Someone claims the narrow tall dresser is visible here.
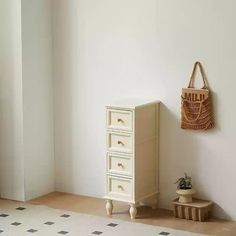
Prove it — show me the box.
[105,99,160,219]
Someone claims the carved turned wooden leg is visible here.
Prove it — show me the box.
[129,203,137,219]
[106,200,113,215]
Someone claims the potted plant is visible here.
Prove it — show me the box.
[174,173,196,203]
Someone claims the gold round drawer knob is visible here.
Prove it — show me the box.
[118,185,124,191]
[117,163,124,168]
[117,118,124,123]
[117,141,124,145]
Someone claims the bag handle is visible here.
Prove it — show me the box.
[188,61,208,89]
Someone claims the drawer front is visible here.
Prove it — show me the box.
[107,176,133,201]
[107,109,133,131]
[107,132,133,154]
[107,153,132,177]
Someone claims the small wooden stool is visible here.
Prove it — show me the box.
[172,198,213,222]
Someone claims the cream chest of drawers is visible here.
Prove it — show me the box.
[105,99,160,219]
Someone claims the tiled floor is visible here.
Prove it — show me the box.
[0,199,206,236]
[29,192,236,236]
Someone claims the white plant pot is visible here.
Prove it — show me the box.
[176,189,196,203]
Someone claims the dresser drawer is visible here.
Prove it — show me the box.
[107,176,133,201]
[107,153,132,177]
[107,109,133,131]
[107,132,133,154]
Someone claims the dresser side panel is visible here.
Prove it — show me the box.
[134,104,159,201]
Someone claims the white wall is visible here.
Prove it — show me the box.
[0,0,54,201]
[53,0,236,220]
[0,0,25,201]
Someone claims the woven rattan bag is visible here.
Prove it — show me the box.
[181,62,214,130]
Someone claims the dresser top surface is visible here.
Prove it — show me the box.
[106,98,160,109]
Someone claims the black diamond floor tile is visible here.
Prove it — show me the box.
[91,231,103,235]
[58,231,69,234]
[16,207,26,210]
[159,232,170,235]
[44,221,55,225]
[107,223,118,227]
[27,229,38,233]
[0,230,3,234]
[60,214,70,218]
[11,222,22,226]
[0,214,9,217]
